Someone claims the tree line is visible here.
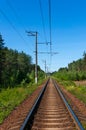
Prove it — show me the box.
[53,52,86,81]
[0,34,44,89]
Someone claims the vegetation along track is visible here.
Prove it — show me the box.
[20,78,84,130]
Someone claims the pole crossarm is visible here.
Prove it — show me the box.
[26,31,37,36]
[38,42,50,45]
[38,52,58,54]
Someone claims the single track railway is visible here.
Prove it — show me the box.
[20,78,84,130]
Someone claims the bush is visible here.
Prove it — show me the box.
[53,71,86,81]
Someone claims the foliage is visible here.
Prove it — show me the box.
[0,34,5,86]
[52,52,86,128]
[0,84,38,124]
[0,38,32,88]
[0,34,45,89]
[0,76,46,124]
[53,77,86,105]
[61,80,86,104]
[53,71,86,81]
[0,33,46,124]
[52,52,86,81]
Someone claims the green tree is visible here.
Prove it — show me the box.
[83,51,86,61]
[17,51,31,83]
[0,34,5,87]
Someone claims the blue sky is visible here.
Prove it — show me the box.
[0,0,86,72]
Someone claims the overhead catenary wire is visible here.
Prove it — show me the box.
[39,0,47,43]
[38,0,52,72]
[5,0,19,21]
[48,0,52,72]
[0,8,33,52]
[5,0,28,32]
[38,0,50,73]
[0,9,25,42]
[48,0,52,53]
[48,1,59,72]
[5,0,33,51]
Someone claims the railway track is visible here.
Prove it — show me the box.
[20,78,84,130]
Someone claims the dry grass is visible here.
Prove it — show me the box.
[74,80,86,86]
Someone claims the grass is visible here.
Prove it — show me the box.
[0,80,45,124]
[68,85,86,104]
[59,80,86,104]
[53,77,86,129]
[52,77,86,103]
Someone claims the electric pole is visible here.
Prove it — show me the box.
[26,31,38,84]
[42,60,47,79]
[45,60,46,78]
[35,32,38,83]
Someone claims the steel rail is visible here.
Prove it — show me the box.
[20,79,49,130]
[53,80,84,130]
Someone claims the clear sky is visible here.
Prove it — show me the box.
[0,0,86,72]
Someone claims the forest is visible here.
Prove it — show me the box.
[1,32,86,89]
[53,52,86,81]
[0,34,44,89]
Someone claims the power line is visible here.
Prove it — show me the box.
[48,0,52,72]
[0,8,33,52]
[0,9,25,42]
[39,0,47,43]
[48,0,52,53]
[39,0,52,72]
[5,0,30,43]
[5,0,19,21]
[5,0,27,31]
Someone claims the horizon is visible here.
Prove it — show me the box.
[0,0,86,72]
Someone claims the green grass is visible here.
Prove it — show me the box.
[0,83,39,124]
[0,78,46,124]
[54,78,86,104]
[62,81,86,104]
[68,85,86,104]
[52,77,86,128]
